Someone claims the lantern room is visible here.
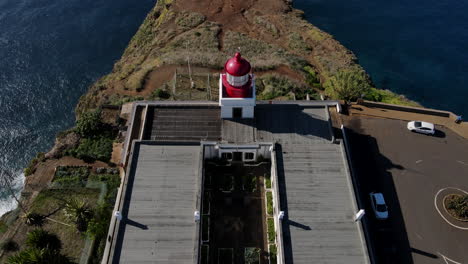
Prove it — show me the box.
[219,53,256,119]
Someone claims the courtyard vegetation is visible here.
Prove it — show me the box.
[66,109,117,163]
[445,194,468,220]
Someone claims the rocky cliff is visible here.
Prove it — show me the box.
[75,0,386,115]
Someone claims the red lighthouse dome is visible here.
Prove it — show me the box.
[225,52,251,77]
[222,53,252,98]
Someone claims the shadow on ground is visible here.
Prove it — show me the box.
[345,124,414,264]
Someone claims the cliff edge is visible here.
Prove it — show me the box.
[77,0,407,115]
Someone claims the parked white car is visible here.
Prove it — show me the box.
[369,192,388,220]
[407,121,435,135]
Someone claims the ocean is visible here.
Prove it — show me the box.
[294,0,468,115]
[0,0,467,216]
[0,0,154,216]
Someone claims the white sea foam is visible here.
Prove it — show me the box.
[0,171,25,217]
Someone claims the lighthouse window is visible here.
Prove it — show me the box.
[221,152,233,160]
[226,73,249,87]
[244,152,255,161]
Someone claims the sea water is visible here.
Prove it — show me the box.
[1,0,467,216]
[294,0,468,116]
[0,0,154,216]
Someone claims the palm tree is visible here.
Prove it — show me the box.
[7,247,73,264]
[324,69,371,102]
[22,212,44,226]
[64,198,92,231]
[25,229,62,251]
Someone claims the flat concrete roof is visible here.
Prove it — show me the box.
[113,102,369,264]
[253,105,368,263]
[111,143,201,263]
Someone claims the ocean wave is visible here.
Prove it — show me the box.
[0,171,25,217]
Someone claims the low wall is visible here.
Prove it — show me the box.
[340,125,375,264]
[270,146,286,264]
[358,100,452,118]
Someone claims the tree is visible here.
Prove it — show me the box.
[86,203,111,239]
[25,229,62,251]
[324,70,372,102]
[64,198,92,232]
[22,212,44,226]
[7,247,73,264]
[75,110,102,138]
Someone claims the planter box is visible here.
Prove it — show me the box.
[201,245,209,264]
[220,174,234,193]
[242,173,257,193]
[202,192,211,215]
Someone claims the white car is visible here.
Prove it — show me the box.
[369,192,388,220]
[407,121,435,135]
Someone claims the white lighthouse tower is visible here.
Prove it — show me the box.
[219,53,256,119]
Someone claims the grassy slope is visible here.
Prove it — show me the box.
[76,0,418,116]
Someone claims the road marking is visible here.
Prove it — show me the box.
[438,253,463,264]
[415,232,423,240]
[456,160,468,166]
[415,160,423,164]
[434,187,468,230]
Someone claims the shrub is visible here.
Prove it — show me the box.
[288,32,311,52]
[256,74,314,100]
[265,175,272,189]
[269,244,277,264]
[88,174,120,204]
[1,239,19,252]
[324,70,371,101]
[64,198,93,232]
[108,94,145,106]
[447,194,468,219]
[86,203,112,239]
[243,174,257,192]
[364,87,420,106]
[267,218,275,243]
[7,247,73,264]
[266,191,273,215]
[67,136,113,163]
[244,247,260,264]
[303,66,321,89]
[75,110,103,138]
[0,220,7,234]
[53,166,90,186]
[26,229,62,251]
[175,12,206,30]
[24,152,46,176]
[154,88,171,99]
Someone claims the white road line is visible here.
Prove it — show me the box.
[415,232,422,240]
[416,160,423,164]
[456,160,468,166]
[434,187,468,230]
[438,253,463,264]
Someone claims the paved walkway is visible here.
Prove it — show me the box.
[348,104,468,139]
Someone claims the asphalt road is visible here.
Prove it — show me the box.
[345,117,468,264]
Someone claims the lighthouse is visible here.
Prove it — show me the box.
[219,53,256,119]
